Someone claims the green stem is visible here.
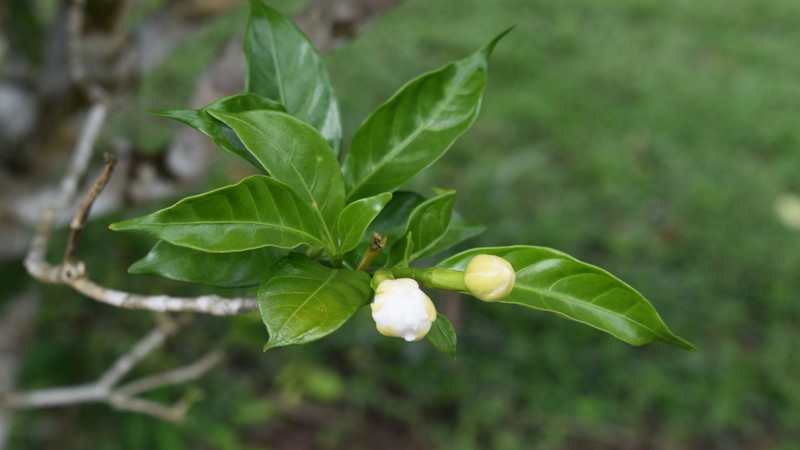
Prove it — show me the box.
[388,268,467,292]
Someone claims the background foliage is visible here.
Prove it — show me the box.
[4,0,800,448]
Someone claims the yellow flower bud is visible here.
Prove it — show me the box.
[463,254,516,302]
[370,278,437,342]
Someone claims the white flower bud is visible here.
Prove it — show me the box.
[370,278,437,342]
[463,254,516,302]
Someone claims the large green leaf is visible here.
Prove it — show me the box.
[149,93,284,170]
[129,241,282,288]
[110,175,324,252]
[334,192,392,255]
[342,29,510,201]
[209,110,344,251]
[437,246,696,351]
[427,314,457,357]
[245,0,342,154]
[259,253,372,349]
[399,190,456,263]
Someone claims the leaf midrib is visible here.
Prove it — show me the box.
[272,270,337,341]
[347,61,475,200]
[513,283,669,342]
[220,114,337,249]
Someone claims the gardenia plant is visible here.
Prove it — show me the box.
[111,0,695,356]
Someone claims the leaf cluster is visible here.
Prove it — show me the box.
[111,1,693,355]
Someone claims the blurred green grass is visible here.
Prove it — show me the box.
[7,0,800,448]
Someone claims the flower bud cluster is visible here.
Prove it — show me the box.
[369,255,515,342]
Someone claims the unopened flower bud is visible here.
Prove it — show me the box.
[464,254,516,302]
[370,278,437,342]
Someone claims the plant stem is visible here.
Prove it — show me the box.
[388,268,467,292]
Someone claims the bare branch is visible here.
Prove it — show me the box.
[64,154,117,263]
[1,320,223,423]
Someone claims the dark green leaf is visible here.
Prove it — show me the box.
[209,110,344,251]
[342,29,510,201]
[129,241,282,287]
[245,0,342,154]
[387,231,414,269]
[110,175,324,252]
[427,314,457,357]
[259,253,372,349]
[437,246,696,351]
[343,191,482,268]
[149,93,284,170]
[334,193,392,255]
[402,190,456,262]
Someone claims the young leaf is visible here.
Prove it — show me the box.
[334,192,392,255]
[427,314,457,357]
[342,29,511,201]
[344,191,483,268]
[149,93,284,170]
[245,0,342,154]
[259,253,372,349]
[110,175,324,252]
[400,189,456,263]
[129,241,282,288]
[437,246,696,351]
[209,110,344,251]
[387,232,414,269]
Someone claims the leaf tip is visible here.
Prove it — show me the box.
[483,26,514,58]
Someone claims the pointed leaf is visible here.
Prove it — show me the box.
[437,246,696,350]
[150,93,284,170]
[402,190,456,262]
[344,191,481,268]
[209,110,344,250]
[259,253,372,349]
[110,175,324,252]
[245,0,342,154]
[334,193,392,255]
[129,241,282,287]
[427,314,457,357]
[343,29,510,201]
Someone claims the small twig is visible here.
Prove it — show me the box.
[356,232,387,271]
[1,320,223,423]
[64,154,117,264]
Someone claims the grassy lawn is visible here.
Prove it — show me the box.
[6,0,800,448]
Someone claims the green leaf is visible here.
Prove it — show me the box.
[245,0,342,154]
[259,253,372,349]
[427,314,457,357]
[129,241,282,287]
[209,110,344,251]
[437,246,696,351]
[401,190,456,263]
[149,93,284,170]
[342,29,510,201]
[110,175,324,252]
[387,231,414,269]
[334,193,392,255]
[343,191,483,268]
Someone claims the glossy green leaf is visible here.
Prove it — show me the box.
[149,93,284,170]
[110,175,324,252]
[401,190,456,262]
[245,0,342,154]
[259,253,372,349]
[427,314,457,357]
[342,29,510,201]
[344,191,482,268]
[334,192,392,255]
[437,246,695,351]
[209,110,344,251]
[129,241,282,287]
[387,231,414,269]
